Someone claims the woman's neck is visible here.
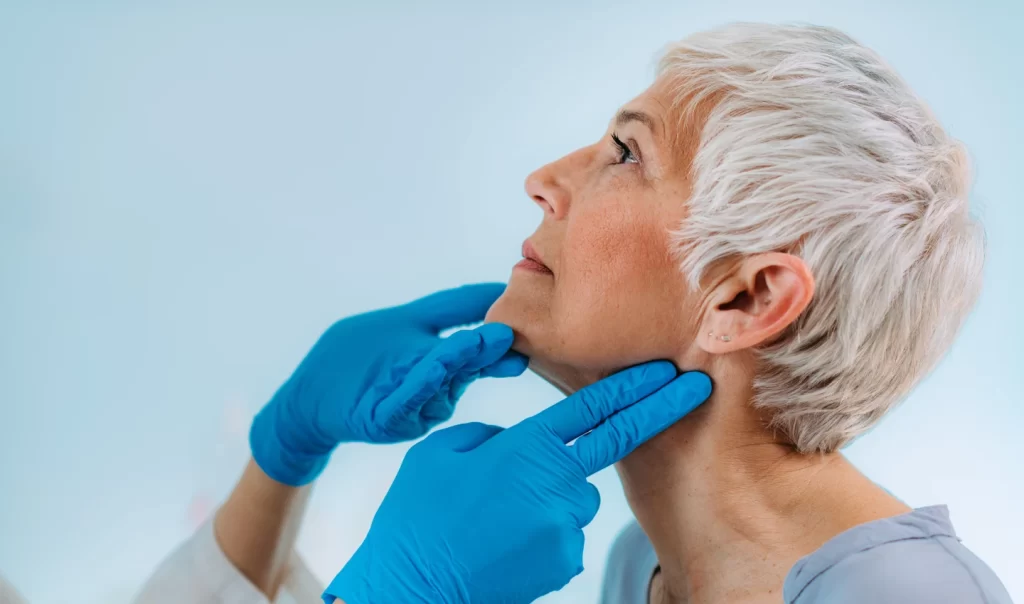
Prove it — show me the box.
[615,372,911,604]
[533,357,910,603]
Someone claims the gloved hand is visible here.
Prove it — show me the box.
[250,283,528,486]
[325,361,712,604]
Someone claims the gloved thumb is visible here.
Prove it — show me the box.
[425,422,504,453]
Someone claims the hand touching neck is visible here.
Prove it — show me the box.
[532,357,910,603]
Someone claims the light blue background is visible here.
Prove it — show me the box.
[1,2,1021,602]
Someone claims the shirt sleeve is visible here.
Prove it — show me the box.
[132,518,324,604]
[599,522,660,604]
[789,535,1015,604]
[0,572,30,604]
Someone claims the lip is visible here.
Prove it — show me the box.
[516,240,553,275]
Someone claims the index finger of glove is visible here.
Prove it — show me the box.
[571,371,712,475]
[524,361,677,444]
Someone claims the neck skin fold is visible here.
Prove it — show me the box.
[534,355,910,604]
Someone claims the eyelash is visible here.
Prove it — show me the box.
[611,133,639,165]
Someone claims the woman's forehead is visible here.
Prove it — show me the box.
[618,80,673,126]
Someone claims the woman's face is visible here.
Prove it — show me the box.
[486,78,705,388]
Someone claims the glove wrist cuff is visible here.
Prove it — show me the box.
[249,407,331,487]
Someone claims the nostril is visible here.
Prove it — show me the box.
[533,195,555,214]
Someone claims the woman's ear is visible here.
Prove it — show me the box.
[697,253,814,354]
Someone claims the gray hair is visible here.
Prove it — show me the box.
[659,23,984,452]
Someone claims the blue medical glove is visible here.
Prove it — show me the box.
[325,362,712,604]
[250,283,529,487]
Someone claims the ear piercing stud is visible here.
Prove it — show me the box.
[708,332,732,343]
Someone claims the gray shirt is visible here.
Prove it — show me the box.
[599,505,1013,603]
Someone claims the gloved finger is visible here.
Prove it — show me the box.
[388,326,511,425]
[417,370,476,424]
[403,283,507,332]
[573,482,602,528]
[375,357,448,423]
[424,328,489,372]
[572,371,711,476]
[528,526,586,595]
[525,361,677,444]
[422,323,518,377]
[424,422,505,453]
[561,528,587,580]
[418,352,526,424]
[455,323,517,373]
[478,350,529,378]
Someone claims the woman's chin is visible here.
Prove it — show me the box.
[484,290,614,392]
[485,290,540,338]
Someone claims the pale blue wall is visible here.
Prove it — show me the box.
[1,2,1020,602]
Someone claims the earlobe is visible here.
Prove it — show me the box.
[697,280,748,354]
[701,325,744,355]
[697,253,814,354]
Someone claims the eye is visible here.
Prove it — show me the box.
[611,133,639,165]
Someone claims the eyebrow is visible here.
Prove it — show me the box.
[614,109,660,136]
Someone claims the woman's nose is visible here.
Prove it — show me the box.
[524,160,570,219]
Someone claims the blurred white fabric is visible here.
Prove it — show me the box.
[131,518,321,604]
[0,574,28,604]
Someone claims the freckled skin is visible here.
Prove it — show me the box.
[485,78,701,392]
[486,72,941,604]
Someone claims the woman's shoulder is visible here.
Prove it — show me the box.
[599,521,659,604]
[784,505,1013,604]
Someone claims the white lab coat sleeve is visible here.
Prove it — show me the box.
[0,572,30,604]
[132,517,324,604]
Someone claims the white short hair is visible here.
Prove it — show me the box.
[659,23,984,452]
